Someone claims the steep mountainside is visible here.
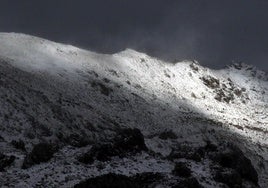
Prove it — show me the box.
[0,33,267,187]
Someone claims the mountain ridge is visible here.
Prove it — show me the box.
[0,33,267,187]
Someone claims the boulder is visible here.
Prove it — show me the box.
[0,153,15,171]
[172,162,192,178]
[22,143,57,169]
[78,128,147,164]
[210,144,258,185]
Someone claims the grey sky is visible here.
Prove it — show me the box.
[0,0,267,70]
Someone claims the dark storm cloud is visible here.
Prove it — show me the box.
[0,0,267,70]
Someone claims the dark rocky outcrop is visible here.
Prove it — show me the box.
[210,144,258,185]
[168,144,204,162]
[172,177,204,188]
[91,82,113,96]
[114,128,148,153]
[11,139,26,151]
[74,172,165,188]
[78,128,148,164]
[158,130,178,140]
[74,173,139,188]
[214,169,242,188]
[63,133,92,148]
[172,162,192,178]
[169,142,259,187]
[201,76,220,89]
[22,143,57,169]
[78,143,114,164]
[132,172,164,187]
[0,153,15,171]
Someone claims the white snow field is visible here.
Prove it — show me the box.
[0,33,267,187]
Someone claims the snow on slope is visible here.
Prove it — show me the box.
[0,33,267,187]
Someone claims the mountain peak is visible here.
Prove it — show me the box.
[114,48,150,59]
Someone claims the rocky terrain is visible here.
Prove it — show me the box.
[0,33,267,187]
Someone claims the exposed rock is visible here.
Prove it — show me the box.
[214,169,242,188]
[64,133,91,147]
[210,144,259,185]
[11,139,26,151]
[0,153,15,171]
[203,141,218,152]
[172,162,192,178]
[159,130,178,140]
[201,76,220,89]
[214,89,235,103]
[189,63,199,72]
[172,177,204,188]
[91,81,113,96]
[114,128,148,153]
[78,143,114,164]
[75,172,165,188]
[74,173,139,188]
[78,128,148,164]
[22,143,57,169]
[132,172,164,187]
[0,135,4,142]
[168,145,203,162]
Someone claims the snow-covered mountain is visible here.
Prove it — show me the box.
[0,33,267,188]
